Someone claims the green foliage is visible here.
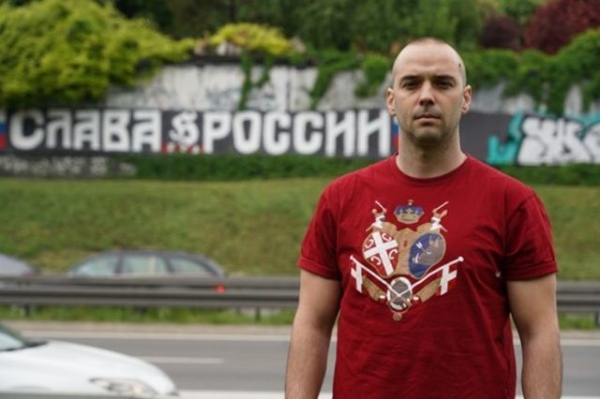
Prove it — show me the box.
[120,153,376,181]
[411,0,458,45]
[497,0,547,27]
[0,0,194,108]
[355,53,391,97]
[464,29,600,115]
[208,23,294,57]
[109,153,600,186]
[0,305,296,324]
[463,49,518,88]
[496,163,600,186]
[308,50,361,109]
[293,0,357,52]
[349,1,416,53]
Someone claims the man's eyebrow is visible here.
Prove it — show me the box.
[433,74,457,82]
[398,75,421,82]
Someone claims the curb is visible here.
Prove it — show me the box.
[4,320,600,340]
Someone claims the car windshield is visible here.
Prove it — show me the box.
[0,323,42,352]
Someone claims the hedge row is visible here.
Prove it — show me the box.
[117,154,600,186]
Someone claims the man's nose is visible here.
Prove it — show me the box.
[418,82,435,106]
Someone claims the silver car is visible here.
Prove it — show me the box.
[0,253,40,276]
[0,323,178,397]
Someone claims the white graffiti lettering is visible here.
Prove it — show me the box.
[293,111,323,155]
[518,114,595,164]
[263,112,291,155]
[583,122,600,160]
[5,108,393,158]
[202,112,231,153]
[9,109,162,153]
[103,110,130,152]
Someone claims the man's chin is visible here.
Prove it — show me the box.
[412,129,444,146]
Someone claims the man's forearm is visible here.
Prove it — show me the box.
[521,333,562,399]
[285,327,332,398]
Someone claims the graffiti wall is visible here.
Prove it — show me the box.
[4,107,598,165]
[488,112,600,164]
[0,108,394,158]
[1,61,599,174]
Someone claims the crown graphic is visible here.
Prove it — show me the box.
[394,200,424,224]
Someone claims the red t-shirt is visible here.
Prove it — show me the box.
[298,155,557,399]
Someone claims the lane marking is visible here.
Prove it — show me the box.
[22,331,291,342]
[141,356,224,365]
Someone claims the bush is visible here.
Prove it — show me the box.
[111,153,600,186]
[0,0,194,108]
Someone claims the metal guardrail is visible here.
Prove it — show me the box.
[0,276,599,318]
[0,275,299,310]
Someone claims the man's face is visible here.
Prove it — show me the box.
[386,42,472,149]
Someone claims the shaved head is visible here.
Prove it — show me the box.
[392,38,467,87]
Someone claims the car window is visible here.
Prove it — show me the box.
[170,257,214,276]
[121,255,168,276]
[0,324,26,351]
[72,255,119,277]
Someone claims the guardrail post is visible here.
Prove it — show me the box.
[255,307,261,322]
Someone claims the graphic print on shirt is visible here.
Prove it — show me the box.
[350,200,464,322]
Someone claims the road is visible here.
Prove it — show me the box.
[7,322,600,398]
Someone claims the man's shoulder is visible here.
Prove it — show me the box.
[324,157,390,191]
[335,157,390,182]
[466,156,536,196]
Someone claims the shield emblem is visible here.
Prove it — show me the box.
[408,232,446,278]
[362,231,398,278]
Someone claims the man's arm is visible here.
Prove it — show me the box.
[285,269,341,398]
[507,273,562,399]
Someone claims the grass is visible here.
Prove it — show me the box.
[0,178,598,280]
[0,305,296,325]
[0,178,328,276]
[0,178,598,329]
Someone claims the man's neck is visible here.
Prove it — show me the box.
[396,145,466,179]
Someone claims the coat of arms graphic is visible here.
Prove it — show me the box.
[351,200,463,321]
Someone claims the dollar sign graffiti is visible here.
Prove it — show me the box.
[169,111,199,148]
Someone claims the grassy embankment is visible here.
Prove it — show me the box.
[0,178,598,326]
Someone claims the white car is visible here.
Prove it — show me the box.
[0,323,178,397]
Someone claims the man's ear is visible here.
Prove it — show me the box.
[386,87,396,116]
[462,84,472,114]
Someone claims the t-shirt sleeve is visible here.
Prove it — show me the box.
[297,187,342,280]
[504,192,558,280]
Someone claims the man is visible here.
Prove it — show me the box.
[285,37,562,398]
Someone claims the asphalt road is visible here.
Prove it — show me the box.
[7,322,600,398]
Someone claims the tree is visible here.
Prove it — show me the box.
[524,0,600,54]
[480,15,521,50]
[497,0,548,27]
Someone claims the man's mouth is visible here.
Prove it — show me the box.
[415,113,440,120]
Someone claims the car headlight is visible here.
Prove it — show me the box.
[91,378,158,397]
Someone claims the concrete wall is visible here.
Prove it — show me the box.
[104,61,600,116]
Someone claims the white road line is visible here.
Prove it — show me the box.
[22,331,291,341]
[141,356,224,365]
